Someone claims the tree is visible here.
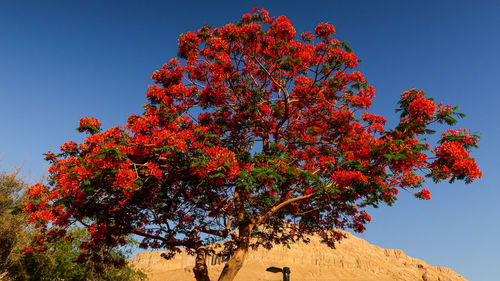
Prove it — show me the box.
[0,167,27,275]
[9,227,146,281]
[0,167,145,281]
[23,8,481,281]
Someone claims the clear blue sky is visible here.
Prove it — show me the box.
[1,0,498,280]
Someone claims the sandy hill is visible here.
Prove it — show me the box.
[130,232,467,281]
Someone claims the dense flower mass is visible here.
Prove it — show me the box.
[77,117,101,134]
[409,97,436,117]
[193,146,240,182]
[315,22,336,39]
[24,9,481,281]
[432,141,482,182]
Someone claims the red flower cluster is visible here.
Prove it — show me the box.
[77,117,101,134]
[193,146,240,182]
[59,141,78,154]
[331,170,368,189]
[432,141,482,181]
[416,189,431,200]
[269,15,296,41]
[315,22,336,39]
[409,96,436,117]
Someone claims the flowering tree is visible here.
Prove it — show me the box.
[23,9,481,281]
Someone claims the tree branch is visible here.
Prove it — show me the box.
[195,226,233,238]
[253,193,316,226]
[131,229,193,248]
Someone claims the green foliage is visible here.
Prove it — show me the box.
[9,228,146,281]
[0,168,27,274]
[0,167,146,281]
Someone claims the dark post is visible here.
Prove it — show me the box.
[282,267,290,281]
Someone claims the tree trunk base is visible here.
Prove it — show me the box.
[193,247,211,281]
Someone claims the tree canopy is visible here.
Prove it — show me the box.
[23,8,481,281]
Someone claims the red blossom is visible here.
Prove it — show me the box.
[409,97,436,117]
[315,22,336,39]
[77,117,101,134]
[416,189,431,200]
[269,15,296,41]
[432,141,482,181]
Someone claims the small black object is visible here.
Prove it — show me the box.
[266,266,283,273]
[266,266,291,281]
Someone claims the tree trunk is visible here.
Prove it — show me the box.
[216,243,249,281]
[193,246,211,281]
[217,224,251,281]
